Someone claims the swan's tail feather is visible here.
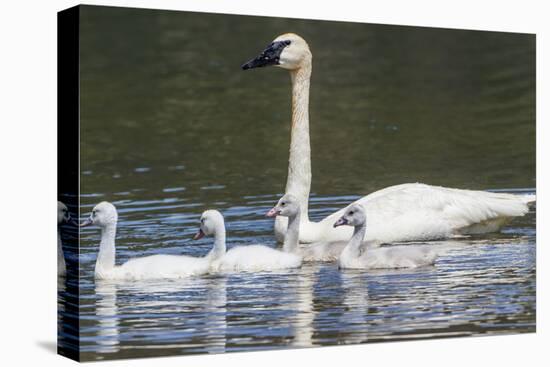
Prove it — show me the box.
[518,194,536,205]
[447,191,532,235]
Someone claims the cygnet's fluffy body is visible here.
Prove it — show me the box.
[268,194,366,262]
[334,204,438,269]
[199,209,302,272]
[83,202,215,280]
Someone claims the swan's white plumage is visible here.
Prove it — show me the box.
[313,183,534,243]
[95,254,211,280]
[211,245,302,272]
[339,245,438,270]
[86,202,215,280]
[299,242,345,262]
[269,194,352,262]
[200,209,302,272]
[335,203,440,269]
[246,33,535,244]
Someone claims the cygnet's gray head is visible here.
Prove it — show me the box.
[333,204,367,228]
[266,193,300,218]
[80,201,118,228]
[194,209,225,240]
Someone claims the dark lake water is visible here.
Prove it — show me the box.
[59,5,535,361]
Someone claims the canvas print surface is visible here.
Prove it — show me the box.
[57,5,536,362]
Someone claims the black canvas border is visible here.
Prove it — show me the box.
[57,5,81,362]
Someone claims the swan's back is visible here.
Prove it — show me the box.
[321,183,533,243]
[213,245,302,272]
[98,254,211,280]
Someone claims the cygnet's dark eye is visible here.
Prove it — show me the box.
[281,202,286,206]
[200,218,205,224]
[349,211,354,215]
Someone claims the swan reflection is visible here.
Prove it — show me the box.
[93,276,228,355]
[95,280,120,354]
[339,270,370,344]
[203,276,227,354]
[290,266,317,348]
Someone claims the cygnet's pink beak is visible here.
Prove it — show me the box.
[79,218,94,227]
[333,216,348,228]
[266,207,281,218]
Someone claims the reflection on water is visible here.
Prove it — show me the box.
[338,271,370,345]
[291,273,315,348]
[75,193,535,361]
[73,5,535,361]
[83,277,230,358]
[94,281,119,354]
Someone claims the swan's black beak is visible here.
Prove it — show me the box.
[333,217,348,228]
[193,229,205,240]
[241,40,289,70]
[79,218,93,227]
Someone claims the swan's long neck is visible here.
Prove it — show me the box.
[57,228,66,275]
[283,211,301,254]
[209,225,226,260]
[96,223,117,273]
[286,64,312,222]
[343,224,367,259]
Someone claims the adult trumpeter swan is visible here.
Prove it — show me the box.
[197,209,302,272]
[81,201,217,280]
[242,33,536,244]
[334,204,438,269]
[267,194,352,262]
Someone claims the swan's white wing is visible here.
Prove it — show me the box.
[319,183,532,242]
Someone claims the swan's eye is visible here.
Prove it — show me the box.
[284,40,291,46]
[281,202,286,206]
[200,218,205,224]
[349,211,354,215]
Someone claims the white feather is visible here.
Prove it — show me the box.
[336,203,443,269]
[211,245,302,272]
[339,245,439,270]
[87,202,214,280]
[95,254,211,280]
[316,183,534,243]
[201,209,303,272]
